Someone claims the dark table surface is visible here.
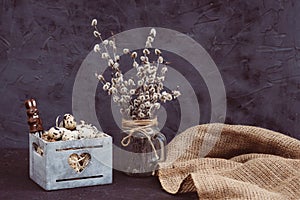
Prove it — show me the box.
[0,149,197,200]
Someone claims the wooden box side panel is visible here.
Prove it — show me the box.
[29,134,47,189]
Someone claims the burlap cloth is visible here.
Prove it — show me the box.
[158,124,300,199]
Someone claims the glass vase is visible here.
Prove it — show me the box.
[120,118,166,177]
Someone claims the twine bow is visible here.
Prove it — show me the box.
[121,118,159,160]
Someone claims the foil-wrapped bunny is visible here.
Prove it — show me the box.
[24,99,44,136]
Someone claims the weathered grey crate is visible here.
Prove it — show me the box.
[29,134,112,190]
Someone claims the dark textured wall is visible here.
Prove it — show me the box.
[1,0,299,148]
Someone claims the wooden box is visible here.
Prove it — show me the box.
[29,133,112,190]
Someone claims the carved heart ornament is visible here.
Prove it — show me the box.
[68,153,91,173]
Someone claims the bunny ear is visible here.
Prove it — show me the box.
[25,99,36,108]
[25,99,32,108]
[32,99,36,107]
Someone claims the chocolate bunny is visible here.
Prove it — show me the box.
[25,99,44,134]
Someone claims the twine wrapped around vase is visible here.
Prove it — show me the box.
[121,118,159,160]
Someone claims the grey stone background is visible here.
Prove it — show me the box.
[1,0,299,148]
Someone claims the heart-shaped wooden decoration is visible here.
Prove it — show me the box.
[68,153,91,173]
